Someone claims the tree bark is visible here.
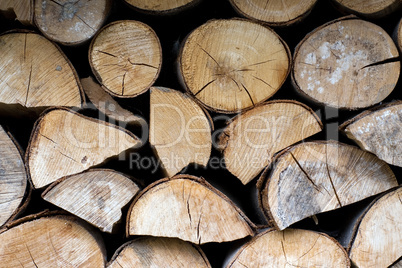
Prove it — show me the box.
[0,0,33,25]
[123,0,201,14]
[331,0,402,18]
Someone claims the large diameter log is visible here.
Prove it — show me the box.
[108,237,211,268]
[89,20,162,98]
[26,108,141,189]
[178,18,291,113]
[225,228,350,267]
[340,101,402,167]
[34,0,111,46]
[218,100,322,185]
[0,125,29,228]
[258,140,398,230]
[123,0,201,14]
[150,87,212,177]
[0,32,83,113]
[348,187,402,267]
[0,213,106,267]
[127,175,255,244]
[0,0,33,25]
[229,0,318,26]
[42,169,140,233]
[292,16,400,109]
[331,0,402,18]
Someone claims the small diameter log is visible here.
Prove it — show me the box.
[107,237,211,268]
[0,32,83,114]
[0,125,29,228]
[258,140,398,230]
[89,20,162,98]
[0,0,33,25]
[26,108,141,189]
[218,100,322,185]
[34,0,111,46]
[0,213,106,267]
[331,0,402,18]
[127,174,255,244]
[42,169,140,233]
[229,0,318,27]
[292,16,400,109]
[340,101,402,167]
[348,187,402,267]
[225,228,350,267]
[150,87,212,177]
[123,0,201,14]
[178,18,291,113]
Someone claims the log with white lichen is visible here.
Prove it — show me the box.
[331,0,402,18]
[258,140,398,230]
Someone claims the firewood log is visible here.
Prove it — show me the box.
[340,100,402,168]
[0,212,106,267]
[26,107,141,189]
[292,16,400,109]
[258,140,398,230]
[178,18,291,113]
[348,187,402,267]
[107,237,211,267]
[89,20,162,98]
[42,169,140,233]
[395,17,402,52]
[122,0,201,14]
[0,0,33,25]
[225,228,350,267]
[331,0,402,18]
[217,100,322,185]
[150,86,212,177]
[127,174,255,244]
[229,0,318,26]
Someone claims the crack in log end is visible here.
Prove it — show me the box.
[127,59,158,69]
[58,151,78,163]
[25,243,39,268]
[240,82,255,106]
[194,79,216,96]
[252,75,274,89]
[96,50,118,58]
[76,14,96,32]
[360,56,401,70]
[23,34,27,61]
[121,72,126,96]
[196,44,220,67]
[325,145,342,208]
[289,152,321,193]
[39,133,58,144]
[24,66,32,107]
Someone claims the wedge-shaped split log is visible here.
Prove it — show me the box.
[349,187,402,267]
[150,87,212,177]
[178,18,291,113]
[292,16,400,109]
[258,140,398,230]
[107,237,211,268]
[26,108,141,189]
[225,228,350,267]
[42,169,140,233]
[218,100,322,185]
[0,0,33,25]
[0,213,106,267]
[341,101,402,167]
[127,175,255,244]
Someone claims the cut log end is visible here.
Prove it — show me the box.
[0,0,34,25]
[331,0,402,18]
[123,0,201,13]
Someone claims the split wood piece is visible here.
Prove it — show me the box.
[150,87,212,177]
[127,174,255,244]
[89,20,162,98]
[0,125,29,228]
[395,17,402,52]
[108,237,211,267]
[178,18,291,113]
[331,0,402,18]
[123,0,201,14]
[26,108,141,189]
[81,76,145,125]
[42,169,140,233]
[218,100,322,185]
[292,16,400,109]
[34,0,111,46]
[0,213,106,267]
[0,32,83,113]
[229,0,318,27]
[0,0,33,25]
[258,140,398,230]
[348,187,402,267]
[340,101,402,168]
[225,228,350,267]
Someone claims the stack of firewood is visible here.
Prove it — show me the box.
[0,0,401,267]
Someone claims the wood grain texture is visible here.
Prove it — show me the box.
[42,169,140,233]
[89,20,162,98]
[127,175,255,244]
[292,16,400,109]
[226,229,350,267]
[395,17,402,52]
[26,108,141,189]
[107,237,211,267]
[150,87,212,177]
[0,0,33,25]
[258,140,398,230]
[332,0,402,18]
[123,0,200,13]
[218,100,322,185]
[179,18,291,113]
